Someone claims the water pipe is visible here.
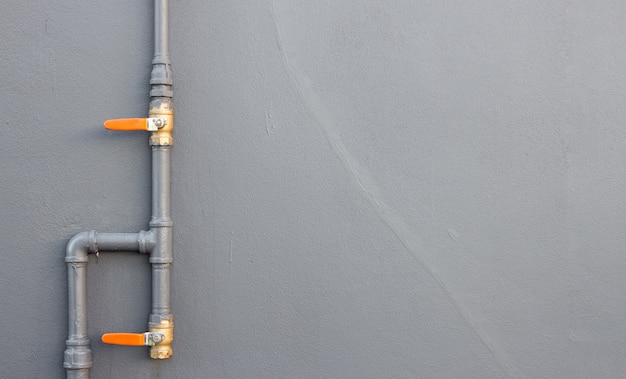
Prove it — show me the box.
[63,0,174,377]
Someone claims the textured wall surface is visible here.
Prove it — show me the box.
[3,1,626,378]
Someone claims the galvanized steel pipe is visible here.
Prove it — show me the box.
[64,0,174,376]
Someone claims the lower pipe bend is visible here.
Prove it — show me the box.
[64,230,151,377]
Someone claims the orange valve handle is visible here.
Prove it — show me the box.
[102,333,146,346]
[101,332,164,346]
[104,118,148,131]
[104,117,166,131]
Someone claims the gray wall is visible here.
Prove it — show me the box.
[2,1,626,378]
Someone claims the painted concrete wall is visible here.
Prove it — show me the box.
[3,1,626,377]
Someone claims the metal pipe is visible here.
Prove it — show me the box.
[64,0,175,376]
[147,0,175,359]
[64,232,91,379]
[150,0,173,99]
[64,232,149,378]
[151,146,171,223]
[147,146,174,359]
[153,0,170,66]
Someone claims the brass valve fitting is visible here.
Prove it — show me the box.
[149,97,174,146]
[149,315,174,359]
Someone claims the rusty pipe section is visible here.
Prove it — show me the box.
[64,0,174,377]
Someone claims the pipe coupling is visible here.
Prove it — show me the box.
[63,339,92,369]
[150,61,173,98]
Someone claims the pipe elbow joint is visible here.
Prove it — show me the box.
[65,231,95,263]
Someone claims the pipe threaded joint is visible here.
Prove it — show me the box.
[63,343,93,369]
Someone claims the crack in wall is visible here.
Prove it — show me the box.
[269,2,522,377]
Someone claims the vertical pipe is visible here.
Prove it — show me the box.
[147,150,174,361]
[65,265,91,378]
[64,260,92,379]
[67,262,88,341]
[151,146,171,223]
[149,146,173,317]
[154,0,169,64]
[64,232,92,379]
[147,0,174,359]
[150,0,173,100]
